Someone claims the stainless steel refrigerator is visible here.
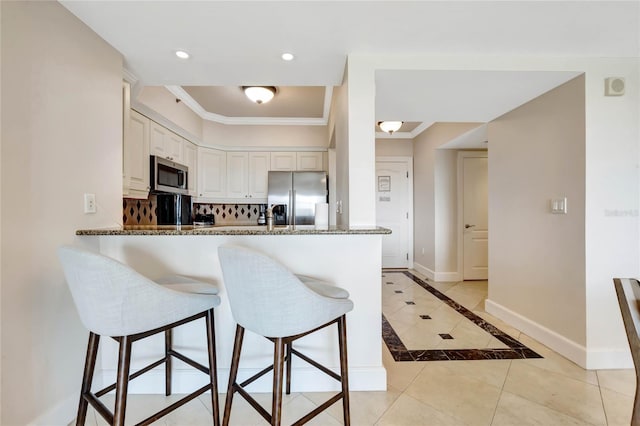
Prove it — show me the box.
[267,171,328,226]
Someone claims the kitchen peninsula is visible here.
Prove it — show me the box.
[76,225,390,393]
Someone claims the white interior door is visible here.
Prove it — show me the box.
[462,155,488,279]
[376,160,411,268]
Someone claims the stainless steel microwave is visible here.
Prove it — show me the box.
[150,155,189,195]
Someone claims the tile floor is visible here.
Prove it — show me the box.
[81,270,636,425]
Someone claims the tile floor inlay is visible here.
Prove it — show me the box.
[382,271,542,362]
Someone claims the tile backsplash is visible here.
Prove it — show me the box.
[123,197,265,226]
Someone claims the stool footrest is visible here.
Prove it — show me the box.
[94,358,166,398]
[168,349,209,375]
[292,392,344,426]
[234,383,273,423]
[135,384,210,426]
[290,348,341,382]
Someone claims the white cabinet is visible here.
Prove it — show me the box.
[226,152,270,200]
[123,110,150,198]
[270,152,297,171]
[226,152,249,199]
[150,122,183,163]
[183,141,198,196]
[197,147,226,199]
[296,151,325,171]
[248,152,270,199]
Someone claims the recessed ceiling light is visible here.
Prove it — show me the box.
[281,53,294,61]
[175,50,190,59]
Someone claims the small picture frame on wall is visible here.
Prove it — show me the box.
[378,176,391,192]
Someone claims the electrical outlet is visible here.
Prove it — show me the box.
[84,193,96,214]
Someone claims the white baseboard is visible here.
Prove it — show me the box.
[485,298,588,368]
[412,262,460,282]
[100,366,387,394]
[27,394,76,426]
[486,298,635,369]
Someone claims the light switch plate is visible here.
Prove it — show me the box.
[551,197,567,214]
[84,193,96,214]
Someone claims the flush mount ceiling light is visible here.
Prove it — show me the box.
[378,121,403,134]
[281,52,295,61]
[242,86,277,104]
[175,50,190,59]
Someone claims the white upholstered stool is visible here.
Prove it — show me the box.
[218,246,353,426]
[58,246,221,426]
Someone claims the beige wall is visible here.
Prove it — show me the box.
[136,86,204,141]
[1,2,123,424]
[375,139,413,157]
[487,75,586,345]
[329,72,350,227]
[412,123,482,275]
[202,120,327,149]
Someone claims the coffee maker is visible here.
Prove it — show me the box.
[156,194,193,226]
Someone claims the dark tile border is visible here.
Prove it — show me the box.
[382,271,542,362]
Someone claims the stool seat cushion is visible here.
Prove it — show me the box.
[155,275,220,295]
[295,274,350,299]
[218,246,353,338]
[58,246,220,337]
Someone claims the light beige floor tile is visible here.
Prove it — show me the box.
[95,394,172,425]
[491,391,589,425]
[382,346,426,391]
[600,387,633,426]
[485,336,510,349]
[404,362,502,425]
[279,393,342,425]
[164,397,217,426]
[376,393,464,426]
[503,362,606,425]
[303,389,401,425]
[438,359,512,389]
[473,311,522,340]
[596,369,636,397]
[517,334,599,385]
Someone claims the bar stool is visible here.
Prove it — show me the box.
[57,246,221,426]
[218,246,353,426]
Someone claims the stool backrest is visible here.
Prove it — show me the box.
[218,246,353,337]
[57,246,190,336]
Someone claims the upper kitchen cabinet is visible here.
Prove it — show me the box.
[183,141,198,197]
[226,152,270,201]
[270,152,297,171]
[197,147,226,200]
[296,151,325,171]
[150,122,183,163]
[270,151,326,172]
[123,110,150,199]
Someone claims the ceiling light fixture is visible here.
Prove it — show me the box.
[378,121,403,134]
[243,86,276,104]
[281,53,294,61]
[175,50,190,59]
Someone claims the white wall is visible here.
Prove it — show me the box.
[487,75,587,354]
[135,86,204,142]
[328,71,350,227]
[412,123,483,278]
[1,2,123,424]
[376,139,413,157]
[202,120,327,150]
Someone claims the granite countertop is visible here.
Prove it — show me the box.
[76,224,392,236]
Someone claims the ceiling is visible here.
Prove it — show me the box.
[60,1,639,142]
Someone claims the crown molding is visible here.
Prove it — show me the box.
[165,85,331,126]
[122,68,139,85]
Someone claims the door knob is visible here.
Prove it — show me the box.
[465,224,475,229]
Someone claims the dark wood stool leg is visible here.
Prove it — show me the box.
[272,338,286,426]
[165,329,172,396]
[206,309,221,426]
[338,315,351,426]
[113,336,133,426]
[285,342,292,395]
[76,332,100,426]
[222,325,244,426]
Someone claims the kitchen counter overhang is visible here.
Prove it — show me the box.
[76,225,391,236]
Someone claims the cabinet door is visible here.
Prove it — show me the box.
[248,152,270,199]
[197,148,226,198]
[183,142,198,196]
[270,152,296,171]
[125,110,150,193]
[150,122,183,162]
[166,132,184,163]
[296,152,325,171]
[226,152,249,199]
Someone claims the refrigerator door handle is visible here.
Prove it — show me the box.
[291,189,296,229]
